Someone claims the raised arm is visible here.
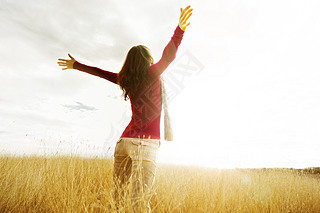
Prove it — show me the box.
[57,54,118,84]
[149,5,193,77]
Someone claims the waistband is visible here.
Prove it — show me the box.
[119,137,161,146]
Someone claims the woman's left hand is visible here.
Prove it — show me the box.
[179,5,193,31]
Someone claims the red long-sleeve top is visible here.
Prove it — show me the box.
[73,26,184,139]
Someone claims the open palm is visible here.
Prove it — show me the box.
[57,54,76,70]
[179,5,193,31]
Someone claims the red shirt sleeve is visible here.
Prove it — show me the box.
[149,25,185,77]
[73,61,118,84]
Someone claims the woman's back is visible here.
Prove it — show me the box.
[122,76,162,139]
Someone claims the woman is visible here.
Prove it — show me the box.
[58,5,192,212]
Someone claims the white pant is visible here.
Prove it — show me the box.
[113,137,160,212]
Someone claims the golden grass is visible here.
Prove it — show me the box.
[0,155,320,212]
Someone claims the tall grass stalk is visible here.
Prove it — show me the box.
[0,155,319,212]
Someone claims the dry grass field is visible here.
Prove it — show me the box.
[0,155,320,212]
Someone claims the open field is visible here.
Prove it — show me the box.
[0,155,320,212]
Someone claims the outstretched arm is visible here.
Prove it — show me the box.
[149,5,193,77]
[57,54,118,84]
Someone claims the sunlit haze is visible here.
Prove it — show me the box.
[1,0,320,169]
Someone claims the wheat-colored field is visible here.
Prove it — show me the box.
[0,155,319,213]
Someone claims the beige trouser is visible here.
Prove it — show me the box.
[113,137,160,212]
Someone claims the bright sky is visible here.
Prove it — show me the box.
[1,0,319,168]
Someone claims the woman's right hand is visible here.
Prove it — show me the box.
[179,5,193,31]
[57,54,76,70]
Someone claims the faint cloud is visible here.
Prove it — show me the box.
[62,101,97,112]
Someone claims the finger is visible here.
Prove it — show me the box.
[62,67,67,70]
[181,8,193,22]
[180,7,188,18]
[180,10,188,22]
[184,8,193,17]
[181,5,191,19]
[182,5,191,14]
[58,59,69,62]
[68,53,75,60]
[183,12,192,23]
